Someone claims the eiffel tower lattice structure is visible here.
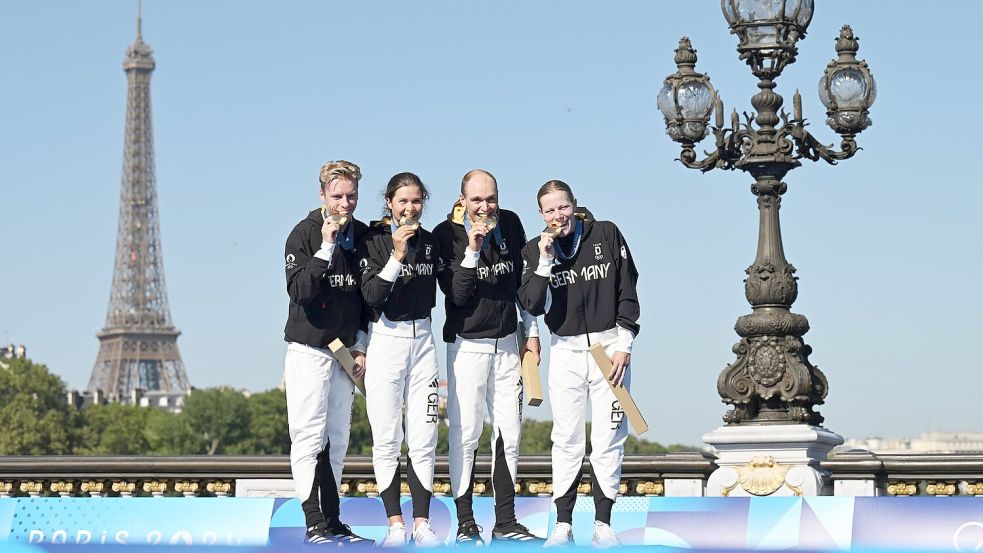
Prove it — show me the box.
[88,9,190,403]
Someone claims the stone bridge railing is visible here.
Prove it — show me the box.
[2,451,982,498]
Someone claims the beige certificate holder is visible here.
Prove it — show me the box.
[518,324,544,406]
[328,338,367,396]
[521,350,544,407]
[588,342,649,435]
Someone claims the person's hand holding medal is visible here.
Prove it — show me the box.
[392,210,421,263]
[538,220,564,262]
[466,211,498,252]
[321,205,349,244]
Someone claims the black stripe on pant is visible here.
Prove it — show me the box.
[554,462,615,524]
[381,456,433,520]
[302,441,340,527]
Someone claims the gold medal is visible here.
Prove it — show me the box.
[321,206,349,226]
[543,221,564,238]
[473,212,498,231]
[398,214,421,230]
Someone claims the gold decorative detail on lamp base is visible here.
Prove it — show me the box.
[577,482,592,496]
[399,482,410,496]
[966,482,983,496]
[886,481,918,496]
[926,481,956,496]
[736,456,791,496]
[175,481,199,497]
[112,481,137,497]
[0,481,14,498]
[340,482,350,496]
[635,481,665,496]
[618,482,629,495]
[81,481,105,497]
[143,480,168,497]
[206,481,232,497]
[50,481,74,497]
[20,481,43,497]
[472,482,487,495]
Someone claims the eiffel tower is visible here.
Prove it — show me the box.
[88,6,190,405]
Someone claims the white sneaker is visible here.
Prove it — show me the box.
[380,522,407,548]
[591,521,621,548]
[543,522,574,548]
[411,521,441,548]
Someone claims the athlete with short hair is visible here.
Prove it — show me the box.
[518,180,640,549]
[433,169,544,545]
[283,160,372,545]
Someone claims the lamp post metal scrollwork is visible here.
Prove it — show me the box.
[659,1,876,426]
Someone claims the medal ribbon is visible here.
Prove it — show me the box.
[552,219,583,261]
[337,222,354,251]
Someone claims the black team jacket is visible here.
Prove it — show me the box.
[518,207,640,338]
[283,208,369,349]
[432,203,528,344]
[358,218,438,322]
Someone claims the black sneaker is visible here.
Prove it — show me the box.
[305,522,338,545]
[456,521,486,546]
[327,521,375,546]
[492,521,544,544]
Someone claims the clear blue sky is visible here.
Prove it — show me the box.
[2,1,981,447]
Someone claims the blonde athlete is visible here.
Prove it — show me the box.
[518,180,640,549]
[283,160,372,545]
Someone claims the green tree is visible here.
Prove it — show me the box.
[349,395,373,455]
[0,357,75,454]
[145,407,199,454]
[519,419,554,454]
[180,387,250,454]
[75,403,152,455]
[236,389,290,454]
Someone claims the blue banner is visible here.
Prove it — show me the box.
[3,496,983,550]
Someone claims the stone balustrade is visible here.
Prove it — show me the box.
[3,451,983,498]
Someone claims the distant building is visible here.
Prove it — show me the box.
[67,387,186,413]
[0,344,27,360]
[844,432,983,454]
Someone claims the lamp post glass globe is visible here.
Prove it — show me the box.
[818,26,876,135]
[819,68,873,110]
[659,78,715,143]
[659,37,717,144]
[679,81,714,118]
[721,0,814,78]
[657,83,678,119]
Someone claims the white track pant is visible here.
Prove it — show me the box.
[365,322,439,518]
[447,334,523,525]
[284,342,355,526]
[549,338,630,522]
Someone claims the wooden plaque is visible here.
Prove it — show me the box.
[328,338,366,396]
[588,342,649,434]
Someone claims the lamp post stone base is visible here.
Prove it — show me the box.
[703,424,843,497]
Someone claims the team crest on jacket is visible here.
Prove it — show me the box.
[425,244,432,259]
[593,243,603,260]
[286,253,297,270]
[621,245,628,259]
[499,239,509,255]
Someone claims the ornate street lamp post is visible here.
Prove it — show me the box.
[658,1,875,496]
